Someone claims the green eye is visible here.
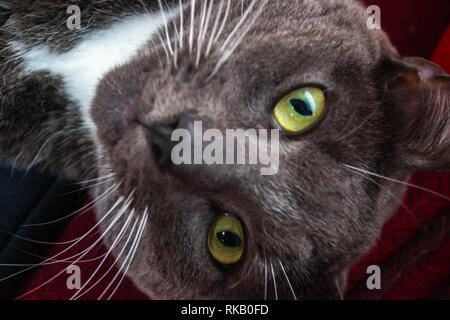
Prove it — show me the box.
[208,215,244,265]
[273,87,326,133]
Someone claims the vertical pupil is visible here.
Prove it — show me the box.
[290,99,313,116]
[216,231,241,247]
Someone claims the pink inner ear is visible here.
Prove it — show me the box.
[420,66,441,81]
[402,57,448,82]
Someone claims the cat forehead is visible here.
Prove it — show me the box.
[155,0,380,87]
[222,0,371,44]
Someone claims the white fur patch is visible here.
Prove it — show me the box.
[12,11,177,139]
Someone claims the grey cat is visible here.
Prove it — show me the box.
[0,0,449,299]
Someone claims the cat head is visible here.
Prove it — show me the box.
[89,0,449,299]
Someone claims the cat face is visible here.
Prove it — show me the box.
[90,0,449,299]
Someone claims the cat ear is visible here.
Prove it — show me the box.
[379,57,450,170]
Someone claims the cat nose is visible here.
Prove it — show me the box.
[144,113,194,168]
[145,118,180,167]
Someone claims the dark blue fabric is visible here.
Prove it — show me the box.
[0,166,85,299]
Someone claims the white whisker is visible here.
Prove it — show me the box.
[4,194,127,284]
[220,0,258,52]
[21,182,120,227]
[174,39,178,68]
[348,165,422,219]
[205,0,225,57]
[76,173,115,186]
[189,0,196,54]
[70,210,136,300]
[195,0,208,67]
[106,209,148,300]
[26,137,52,172]
[99,209,148,300]
[3,240,125,267]
[13,194,133,298]
[228,254,257,289]
[157,0,174,55]
[278,259,297,300]
[270,262,278,300]
[196,0,214,66]
[74,217,139,300]
[63,176,116,194]
[156,31,171,65]
[213,0,231,43]
[336,108,378,142]
[76,219,138,299]
[179,0,184,49]
[209,0,268,79]
[342,164,450,201]
[264,257,268,300]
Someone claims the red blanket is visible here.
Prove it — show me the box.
[16,1,450,300]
